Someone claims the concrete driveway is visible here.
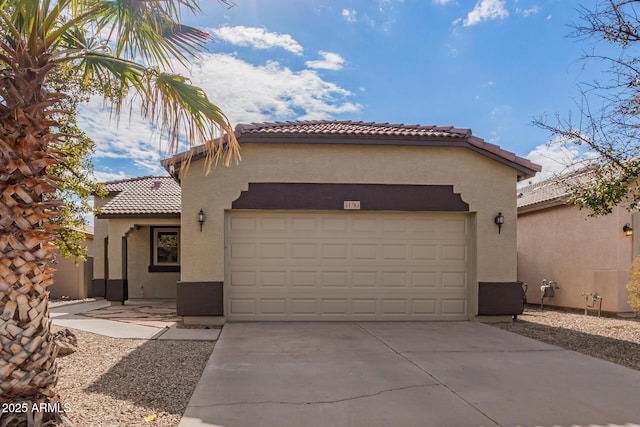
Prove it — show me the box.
[179,322,640,427]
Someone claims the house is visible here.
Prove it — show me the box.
[91,176,181,300]
[50,226,94,299]
[517,171,636,314]
[93,120,541,322]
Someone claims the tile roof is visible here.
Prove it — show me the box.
[517,168,593,212]
[235,120,473,138]
[517,179,569,211]
[164,120,541,180]
[99,176,180,217]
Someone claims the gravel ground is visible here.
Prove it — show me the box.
[492,307,640,371]
[52,325,214,427]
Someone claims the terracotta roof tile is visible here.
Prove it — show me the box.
[100,176,180,216]
[517,168,594,211]
[236,120,473,139]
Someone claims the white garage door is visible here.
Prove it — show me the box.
[225,211,470,321]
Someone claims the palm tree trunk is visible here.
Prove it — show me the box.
[0,38,65,426]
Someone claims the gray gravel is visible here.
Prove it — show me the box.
[492,307,640,371]
[52,325,214,427]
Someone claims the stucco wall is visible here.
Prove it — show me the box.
[127,225,179,299]
[92,215,180,299]
[517,204,635,313]
[179,142,521,316]
[50,238,94,299]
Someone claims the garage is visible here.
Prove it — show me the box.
[225,211,470,321]
[156,120,541,321]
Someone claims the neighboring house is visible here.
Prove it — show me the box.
[50,226,94,299]
[93,120,541,322]
[517,171,636,314]
[92,176,181,300]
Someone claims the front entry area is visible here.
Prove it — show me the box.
[225,211,471,321]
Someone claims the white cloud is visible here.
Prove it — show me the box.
[207,25,303,55]
[524,138,596,184]
[432,0,454,4]
[516,6,539,17]
[93,170,129,183]
[185,53,360,123]
[342,8,357,22]
[77,98,168,175]
[305,51,346,70]
[463,0,509,26]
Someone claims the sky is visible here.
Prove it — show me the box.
[81,0,613,184]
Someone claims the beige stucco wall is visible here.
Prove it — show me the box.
[92,208,180,298]
[127,225,180,299]
[517,203,635,313]
[50,237,94,299]
[179,142,522,317]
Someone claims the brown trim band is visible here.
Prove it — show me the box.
[232,183,469,211]
[90,279,106,298]
[177,281,224,316]
[106,279,128,302]
[96,213,180,219]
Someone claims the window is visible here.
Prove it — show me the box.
[150,227,180,272]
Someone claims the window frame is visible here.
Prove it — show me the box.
[149,226,180,273]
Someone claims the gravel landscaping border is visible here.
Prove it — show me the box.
[52,325,214,427]
[492,307,640,371]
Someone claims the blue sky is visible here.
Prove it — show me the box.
[81,0,609,184]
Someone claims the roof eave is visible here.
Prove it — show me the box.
[517,197,569,214]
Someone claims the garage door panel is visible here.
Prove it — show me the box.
[442,298,467,316]
[442,244,467,261]
[226,211,470,321]
[229,216,257,232]
[261,217,287,232]
[291,271,316,286]
[292,217,317,231]
[442,272,467,288]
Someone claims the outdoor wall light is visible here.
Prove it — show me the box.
[198,209,206,232]
[623,223,633,236]
[494,212,504,234]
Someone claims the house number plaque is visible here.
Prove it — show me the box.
[343,201,361,210]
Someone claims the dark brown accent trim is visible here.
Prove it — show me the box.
[149,265,180,273]
[478,282,525,317]
[106,279,128,302]
[177,281,223,316]
[90,279,106,298]
[232,183,469,211]
[96,213,180,219]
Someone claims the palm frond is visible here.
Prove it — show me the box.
[93,0,210,68]
[145,71,239,168]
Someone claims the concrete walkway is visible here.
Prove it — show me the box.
[50,300,220,341]
[180,322,640,427]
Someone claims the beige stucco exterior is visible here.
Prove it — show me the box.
[179,142,522,318]
[517,203,635,313]
[93,194,180,299]
[50,235,93,299]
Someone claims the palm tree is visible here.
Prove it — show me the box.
[0,0,238,424]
